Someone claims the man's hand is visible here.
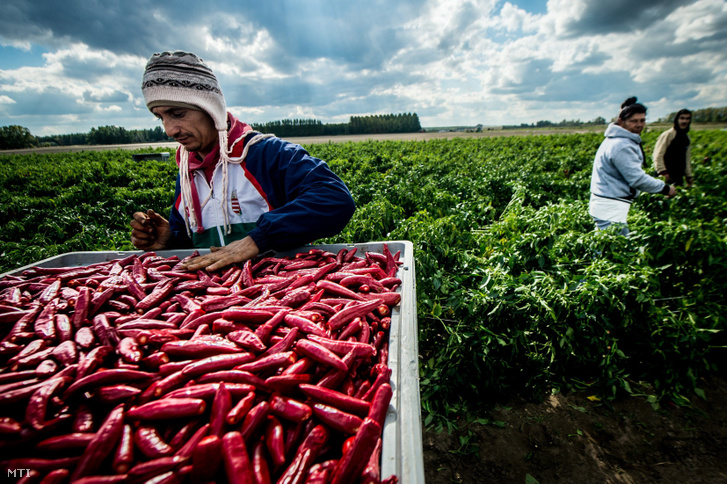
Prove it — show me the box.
[666,185,677,198]
[130,209,172,250]
[182,236,260,272]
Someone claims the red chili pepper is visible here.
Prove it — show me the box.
[316,351,357,390]
[134,425,173,459]
[264,373,312,395]
[295,339,348,371]
[70,403,126,481]
[0,377,59,406]
[278,287,312,307]
[145,369,190,400]
[329,417,382,484]
[163,382,255,401]
[252,440,272,484]
[359,437,383,484]
[63,368,154,399]
[71,404,95,433]
[181,352,257,379]
[135,278,174,312]
[283,313,327,338]
[252,308,288,344]
[178,308,206,329]
[198,369,270,391]
[327,299,384,331]
[221,431,255,484]
[38,278,61,304]
[91,313,115,346]
[127,455,186,481]
[265,415,286,467]
[140,351,170,371]
[116,336,143,363]
[220,307,275,323]
[311,403,363,435]
[280,356,315,375]
[174,423,210,459]
[260,327,299,358]
[161,336,244,358]
[239,400,271,442]
[226,390,256,425]
[37,468,70,484]
[278,424,330,483]
[34,432,96,451]
[361,291,401,307]
[54,313,73,342]
[299,383,371,417]
[210,383,232,437]
[227,329,267,352]
[8,338,47,367]
[269,394,312,423]
[112,424,134,474]
[88,287,115,317]
[361,366,392,402]
[0,417,22,436]
[33,301,57,341]
[74,326,97,350]
[190,434,223,482]
[307,334,376,358]
[235,351,297,374]
[12,346,53,371]
[367,382,393,428]
[94,384,142,405]
[127,397,206,420]
[167,420,201,451]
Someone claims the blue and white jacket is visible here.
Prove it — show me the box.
[590,123,667,202]
[168,132,355,253]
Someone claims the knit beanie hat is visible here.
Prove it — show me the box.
[141,51,273,238]
[141,51,227,131]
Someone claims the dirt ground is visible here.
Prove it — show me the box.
[423,375,727,484]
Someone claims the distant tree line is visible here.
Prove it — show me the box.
[36,126,172,148]
[0,125,36,150]
[252,113,422,137]
[660,106,727,123]
[503,117,607,130]
[1,113,422,150]
[0,125,173,150]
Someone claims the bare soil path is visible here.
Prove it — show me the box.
[424,375,727,483]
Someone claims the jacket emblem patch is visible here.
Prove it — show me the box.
[231,189,241,215]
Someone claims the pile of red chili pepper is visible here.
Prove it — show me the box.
[0,245,402,484]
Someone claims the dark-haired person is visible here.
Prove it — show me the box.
[589,97,676,235]
[653,109,693,187]
[129,51,356,271]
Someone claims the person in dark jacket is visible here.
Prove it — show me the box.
[130,51,356,271]
[653,108,693,187]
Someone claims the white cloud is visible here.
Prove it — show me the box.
[0,0,726,134]
[671,0,727,43]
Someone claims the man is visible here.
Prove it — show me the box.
[130,51,356,271]
[653,109,693,187]
[589,97,676,235]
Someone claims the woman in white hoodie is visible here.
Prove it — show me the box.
[589,97,676,235]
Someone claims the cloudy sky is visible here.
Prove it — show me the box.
[1,0,726,136]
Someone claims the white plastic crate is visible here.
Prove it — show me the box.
[1,241,424,483]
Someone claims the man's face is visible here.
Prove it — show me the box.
[620,113,646,135]
[152,107,218,157]
[677,114,691,131]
